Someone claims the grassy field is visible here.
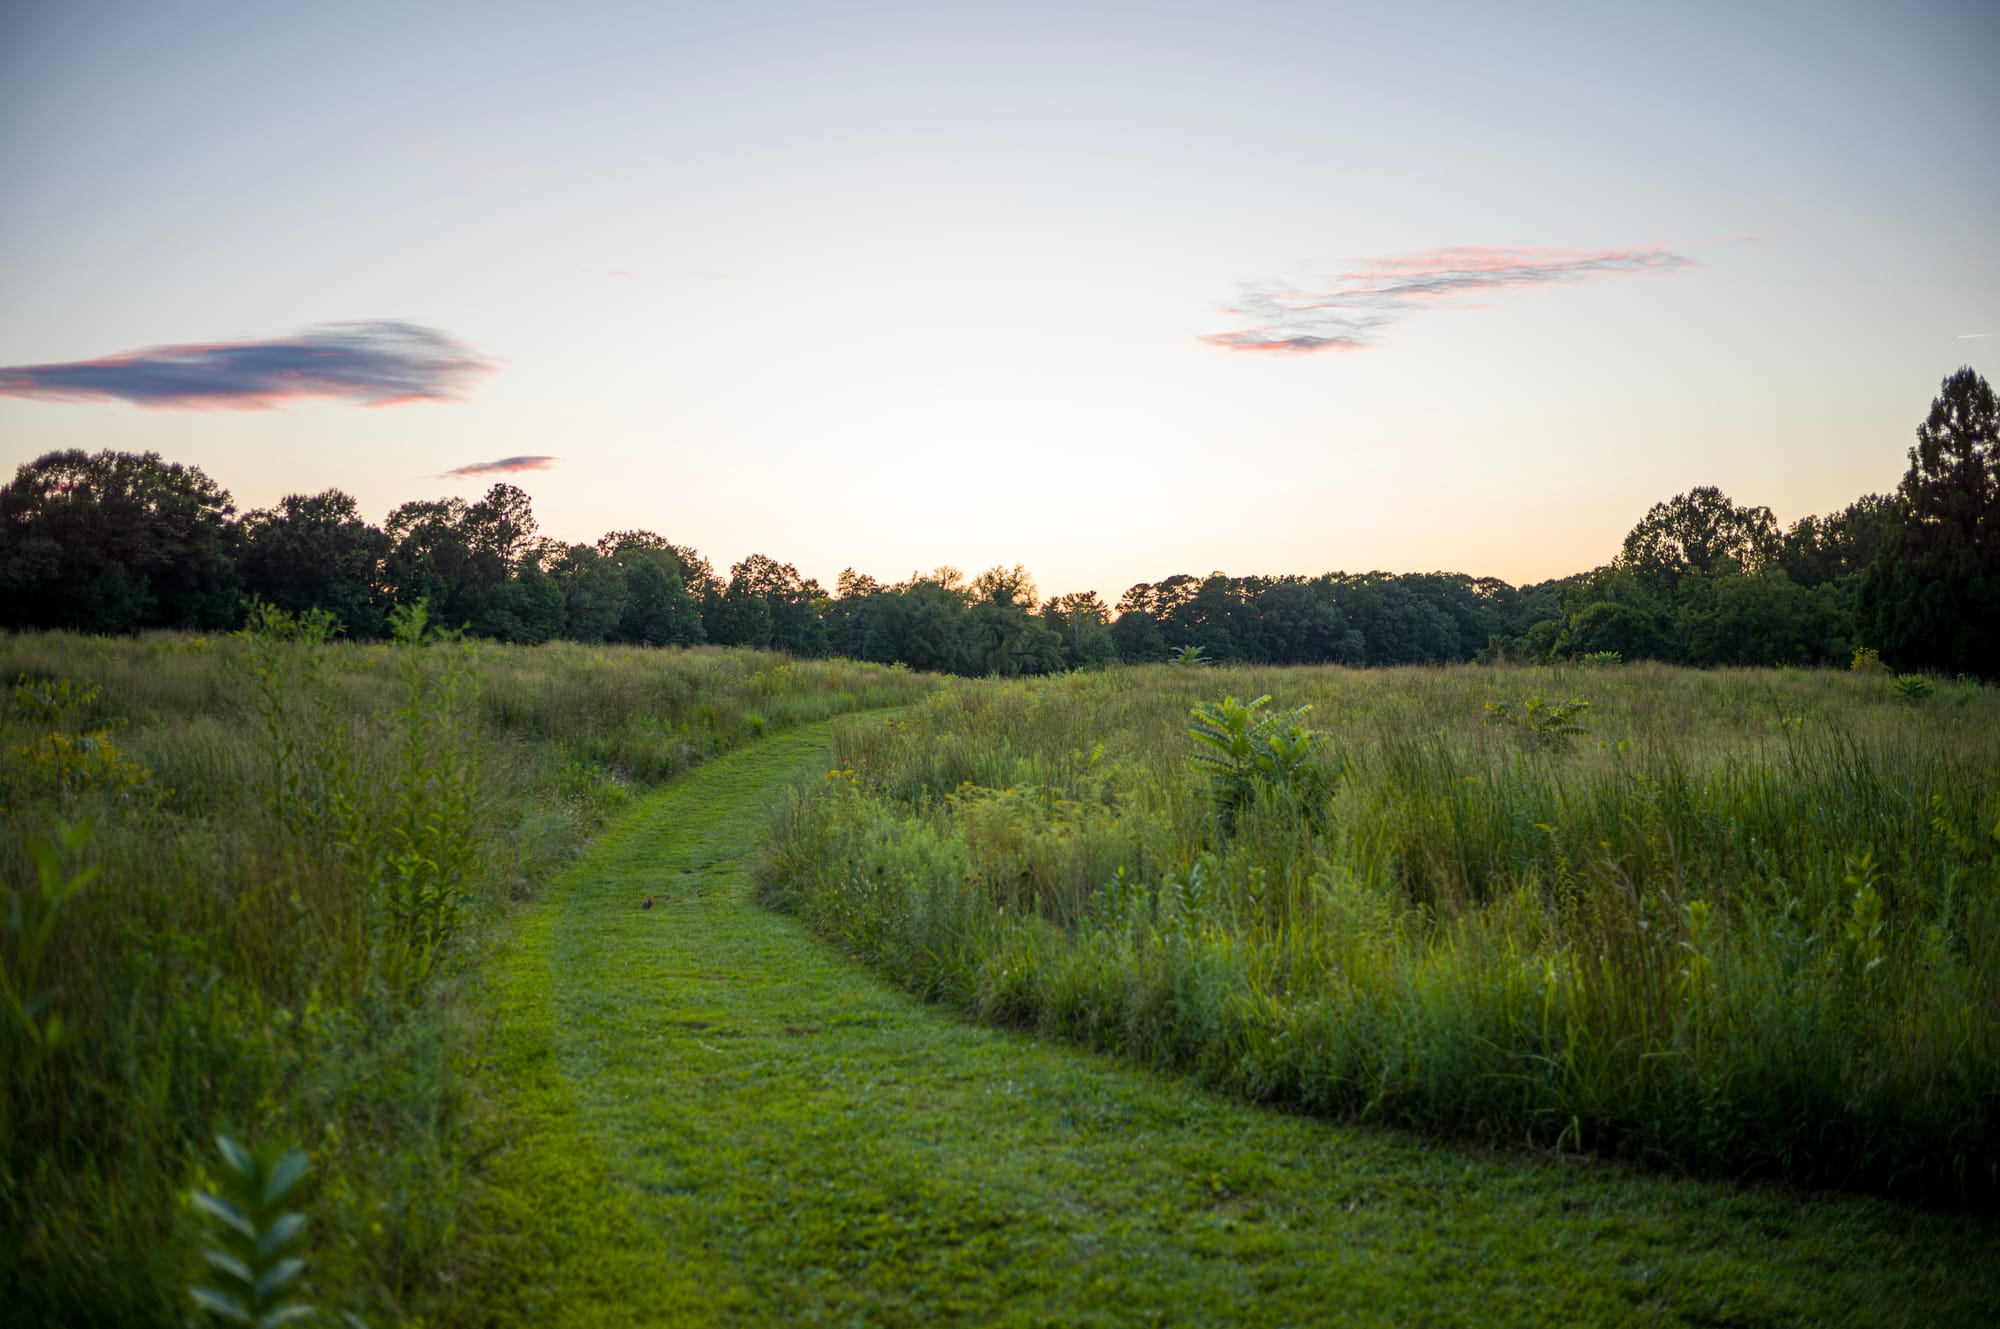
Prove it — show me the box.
[0,625,933,1325]
[461,719,1999,1327]
[762,662,2000,1207]
[9,638,1996,1325]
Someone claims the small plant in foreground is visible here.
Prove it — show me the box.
[1482,694,1591,749]
[188,1135,320,1327]
[1579,650,1623,667]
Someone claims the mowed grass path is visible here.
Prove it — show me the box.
[457,719,1998,1328]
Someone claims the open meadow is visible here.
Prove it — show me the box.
[5,632,1998,1326]
[764,661,2000,1206]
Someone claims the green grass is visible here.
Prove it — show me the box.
[0,631,935,1325]
[459,717,1999,1327]
[762,663,2000,1205]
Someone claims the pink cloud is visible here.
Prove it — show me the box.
[0,321,493,409]
[1204,245,1695,354]
[442,455,558,477]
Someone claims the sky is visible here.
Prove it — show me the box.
[2,0,1996,601]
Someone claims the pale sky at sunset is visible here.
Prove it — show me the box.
[3,1,1996,600]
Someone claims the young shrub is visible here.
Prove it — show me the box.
[1888,674,1934,705]
[375,603,483,989]
[1186,693,1332,833]
[235,602,352,842]
[8,674,151,806]
[1482,694,1591,750]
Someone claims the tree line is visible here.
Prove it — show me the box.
[2,368,1993,677]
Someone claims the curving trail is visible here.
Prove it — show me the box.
[458,718,1997,1328]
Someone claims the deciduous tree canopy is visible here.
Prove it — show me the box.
[3,368,1992,677]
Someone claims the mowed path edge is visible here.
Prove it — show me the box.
[455,716,1999,1329]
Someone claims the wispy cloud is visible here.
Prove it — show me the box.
[442,455,558,477]
[1959,332,1998,340]
[0,321,493,409]
[1203,245,1695,355]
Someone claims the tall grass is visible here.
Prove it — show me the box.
[0,628,933,1325]
[760,662,2000,1206]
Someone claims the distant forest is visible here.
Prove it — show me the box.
[3,369,1994,678]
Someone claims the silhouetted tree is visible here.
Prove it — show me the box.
[1781,494,1898,588]
[1859,367,2000,675]
[238,489,388,637]
[1619,486,1781,604]
[0,449,239,632]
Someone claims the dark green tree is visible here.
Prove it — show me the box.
[706,568,775,649]
[1781,494,1899,588]
[1255,578,1357,664]
[1108,606,1166,663]
[1859,367,2000,676]
[1560,600,1670,660]
[1676,569,1849,667]
[620,554,703,646]
[506,560,568,644]
[597,533,705,646]
[380,483,541,638]
[963,566,1062,675]
[1332,574,1459,664]
[825,568,883,657]
[726,554,827,655]
[238,489,389,637]
[1619,486,1781,604]
[857,576,967,672]
[381,497,473,624]
[1040,591,1119,669]
[0,449,240,632]
[552,543,628,642]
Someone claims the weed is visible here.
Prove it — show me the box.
[1482,693,1591,749]
[1843,852,1887,984]
[236,603,353,843]
[375,603,483,988]
[7,674,150,806]
[1890,673,1935,704]
[1185,693,1330,831]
